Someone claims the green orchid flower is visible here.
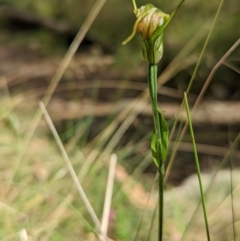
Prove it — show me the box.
[122,2,185,240]
[122,0,185,64]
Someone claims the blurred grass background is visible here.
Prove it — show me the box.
[1,0,239,95]
[0,0,240,240]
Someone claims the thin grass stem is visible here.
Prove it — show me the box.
[229,143,236,240]
[147,201,158,241]
[101,153,117,237]
[183,93,211,241]
[181,132,240,240]
[133,172,158,241]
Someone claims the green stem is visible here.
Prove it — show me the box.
[131,0,137,11]
[148,64,164,241]
[183,93,211,241]
[148,65,161,141]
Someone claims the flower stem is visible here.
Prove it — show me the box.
[132,0,137,11]
[148,64,164,241]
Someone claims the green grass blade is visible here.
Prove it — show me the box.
[230,143,236,240]
[133,173,158,241]
[183,92,211,241]
[180,132,240,240]
[146,203,157,241]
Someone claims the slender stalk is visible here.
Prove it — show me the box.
[148,65,162,147]
[101,154,117,237]
[134,172,158,241]
[147,202,158,241]
[183,93,211,241]
[229,143,236,240]
[132,0,137,11]
[148,64,164,241]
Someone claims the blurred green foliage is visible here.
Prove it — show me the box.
[3,0,239,55]
[1,0,239,94]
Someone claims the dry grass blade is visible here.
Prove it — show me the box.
[101,154,117,237]
[39,101,107,241]
[19,229,29,241]
[194,38,239,107]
